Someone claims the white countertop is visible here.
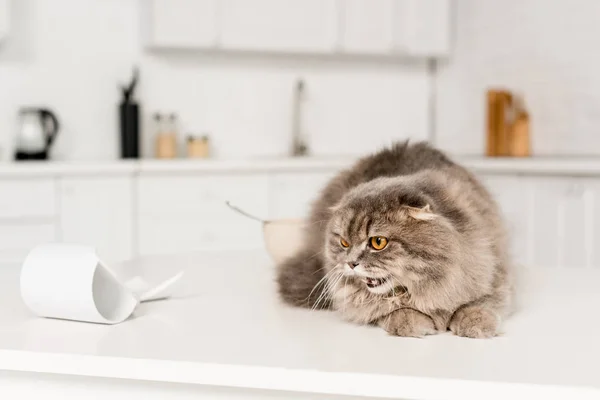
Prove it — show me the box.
[2,156,600,177]
[0,250,599,399]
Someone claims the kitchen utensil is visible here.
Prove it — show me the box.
[119,66,140,159]
[291,78,308,156]
[15,107,60,160]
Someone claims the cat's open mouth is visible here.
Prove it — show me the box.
[362,277,388,288]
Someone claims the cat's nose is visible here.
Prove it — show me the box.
[348,262,359,269]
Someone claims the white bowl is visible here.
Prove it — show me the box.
[263,219,306,264]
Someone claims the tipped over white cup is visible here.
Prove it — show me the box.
[20,244,184,324]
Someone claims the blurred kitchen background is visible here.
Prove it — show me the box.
[0,0,599,269]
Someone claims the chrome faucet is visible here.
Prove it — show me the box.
[291,78,308,156]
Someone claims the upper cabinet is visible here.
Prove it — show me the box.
[220,0,338,53]
[393,0,451,57]
[0,0,9,43]
[340,0,395,54]
[144,0,220,48]
[143,0,452,58]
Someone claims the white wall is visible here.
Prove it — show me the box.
[0,0,430,161]
[436,0,600,156]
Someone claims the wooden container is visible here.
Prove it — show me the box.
[155,134,177,159]
[487,89,513,156]
[187,136,209,158]
[495,91,513,156]
[487,89,528,157]
[508,111,531,157]
[486,90,499,157]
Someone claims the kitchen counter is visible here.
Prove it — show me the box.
[0,250,599,399]
[2,156,600,177]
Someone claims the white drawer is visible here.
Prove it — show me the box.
[138,215,264,256]
[0,223,57,263]
[138,174,270,220]
[0,179,56,219]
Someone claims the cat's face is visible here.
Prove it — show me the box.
[324,179,459,296]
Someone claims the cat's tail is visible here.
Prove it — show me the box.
[276,248,332,310]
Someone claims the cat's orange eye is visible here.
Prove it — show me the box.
[340,238,350,248]
[370,236,388,250]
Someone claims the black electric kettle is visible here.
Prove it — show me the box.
[15,108,60,160]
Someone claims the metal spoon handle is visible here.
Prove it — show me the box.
[225,201,265,223]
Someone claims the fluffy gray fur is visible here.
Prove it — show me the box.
[277,141,513,338]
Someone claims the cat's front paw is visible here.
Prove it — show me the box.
[379,308,437,338]
[449,307,499,339]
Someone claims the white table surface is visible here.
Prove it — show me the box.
[0,250,599,400]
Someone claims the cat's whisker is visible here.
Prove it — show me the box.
[306,266,339,304]
[312,268,343,311]
[305,272,330,304]
[309,269,338,310]
[322,270,345,310]
[342,276,349,314]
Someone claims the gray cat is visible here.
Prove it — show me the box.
[277,141,513,338]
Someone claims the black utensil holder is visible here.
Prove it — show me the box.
[119,102,139,159]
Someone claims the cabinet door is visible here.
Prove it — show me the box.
[341,0,394,53]
[528,177,591,269]
[480,175,533,267]
[59,177,134,263]
[393,0,451,56]
[480,175,600,269]
[0,224,56,264]
[146,0,219,48]
[137,174,269,256]
[220,0,338,52]
[0,179,56,219]
[0,0,9,42]
[268,172,337,220]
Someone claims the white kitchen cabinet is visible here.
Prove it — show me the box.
[0,0,9,42]
[0,177,57,264]
[137,173,270,256]
[340,0,395,53]
[58,177,134,263]
[268,172,335,219]
[480,175,533,267]
[142,0,452,57]
[220,0,339,52]
[144,0,219,48]
[393,0,451,56]
[0,179,56,219]
[0,223,56,264]
[527,177,592,269]
[481,174,600,269]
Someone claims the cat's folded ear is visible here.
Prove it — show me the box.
[405,204,437,221]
